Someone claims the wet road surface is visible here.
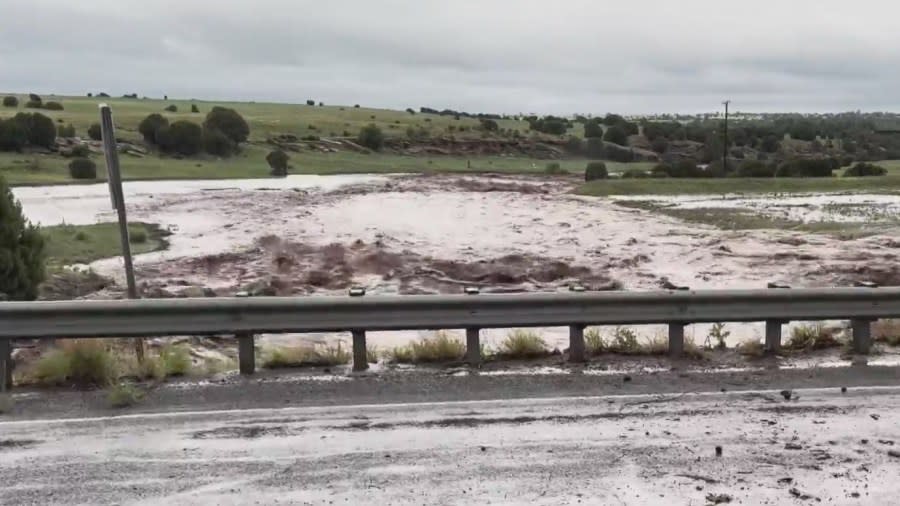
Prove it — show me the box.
[2,386,899,505]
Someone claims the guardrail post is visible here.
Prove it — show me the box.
[352,330,368,372]
[0,338,11,392]
[466,328,481,366]
[851,320,872,355]
[569,324,586,363]
[851,281,877,355]
[668,324,685,357]
[765,283,790,354]
[237,333,255,375]
[765,321,782,354]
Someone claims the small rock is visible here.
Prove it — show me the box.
[480,446,487,452]
[780,390,792,400]
[841,387,847,393]
[785,443,803,450]
[705,493,732,504]
[888,450,900,459]
[715,446,723,457]
[623,375,632,382]
[860,439,869,445]
[778,477,793,485]
[871,414,881,421]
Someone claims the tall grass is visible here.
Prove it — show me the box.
[32,340,117,387]
[874,319,900,346]
[496,330,549,359]
[786,323,841,350]
[584,328,605,355]
[262,343,351,369]
[390,332,466,363]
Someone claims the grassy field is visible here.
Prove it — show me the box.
[42,222,166,270]
[577,175,900,196]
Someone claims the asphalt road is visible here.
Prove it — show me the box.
[2,385,899,505]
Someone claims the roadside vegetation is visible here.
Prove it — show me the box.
[494,330,550,359]
[41,222,168,270]
[262,343,351,368]
[389,332,466,364]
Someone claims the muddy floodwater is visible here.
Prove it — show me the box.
[14,175,900,350]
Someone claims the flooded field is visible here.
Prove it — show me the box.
[14,175,900,350]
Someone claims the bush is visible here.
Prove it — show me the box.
[760,135,780,153]
[391,332,466,363]
[70,144,90,158]
[480,119,499,132]
[306,100,315,106]
[57,123,76,138]
[776,158,834,178]
[164,104,177,112]
[158,120,203,155]
[604,125,627,146]
[2,96,17,107]
[34,340,116,387]
[497,330,548,359]
[108,383,143,408]
[357,124,385,151]
[138,113,169,143]
[0,118,28,151]
[652,160,705,178]
[12,112,56,148]
[128,228,148,244]
[68,157,97,179]
[87,123,102,141]
[25,100,42,109]
[621,168,649,178]
[28,93,41,102]
[191,104,199,113]
[564,136,583,155]
[843,162,887,177]
[583,120,603,138]
[585,137,605,159]
[266,149,290,176]
[202,128,236,157]
[604,142,635,162]
[737,160,776,178]
[159,345,191,376]
[203,106,249,145]
[585,161,608,181]
[0,176,45,300]
[43,101,63,111]
[544,162,565,175]
[651,137,669,154]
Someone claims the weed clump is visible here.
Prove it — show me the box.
[391,332,466,363]
[496,330,548,359]
[786,323,841,350]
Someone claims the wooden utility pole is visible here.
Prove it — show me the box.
[722,100,730,171]
[99,104,144,363]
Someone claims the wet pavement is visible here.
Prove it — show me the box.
[2,384,899,505]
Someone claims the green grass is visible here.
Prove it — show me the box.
[262,343,351,369]
[389,332,466,364]
[41,222,166,270]
[31,340,117,387]
[495,330,549,359]
[577,175,900,196]
[159,345,192,377]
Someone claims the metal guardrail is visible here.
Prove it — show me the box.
[1,287,898,390]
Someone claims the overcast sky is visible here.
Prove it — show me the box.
[1,0,896,115]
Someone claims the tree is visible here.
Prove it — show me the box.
[266,149,289,176]
[164,104,177,112]
[584,162,608,181]
[306,100,315,106]
[585,137,605,159]
[603,125,628,146]
[191,104,200,113]
[2,96,17,108]
[760,135,780,153]
[68,157,97,179]
[203,128,236,157]
[138,113,169,143]
[28,93,41,104]
[158,121,203,155]
[480,119,499,132]
[583,120,603,138]
[14,112,56,148]
[0,175,46,301]
[0,119,27,151]
[87,123,102,141]
[203,106,249,144]
[651,137,669,154]
[357,124,384,151]
[43,101,64,111]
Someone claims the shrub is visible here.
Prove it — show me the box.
[87,123,102,141]
[191,104,200,113]
[68,157,97,179]
[585,161,608,181]
[203,106,250,145]
[608,327,640,354]
[0,118,28,151]
[392,332,466,363]
[585,137,605,159]
[480,119,499,132]
[651,137,669,154]
[357,123,385,151]
[843,162,887,177]
[161,121,203,155]
[603,125,628,146]
[25,100,42,109]
[737,338,765,357]
[159,345,191,376]
[57,123,76,138]
[43,101,64,111]
[585,328,605,355]
[129,228,148,244]
[70,144,90,158]
[604,142,635,162]
[706,323,730,350]
[621,168,649,179]
[564,136,584,155]
[108,383,143,408]
[583,120,603,138]
[760,135,780,153]
[0,177,45,300]
[2,96,17,107]
[306,100,315,106]
[202,128,236,157]
[138,113,169,143]
[737,160,776,178]
[776,159,834,178]
[266,149,289,176]
[873,319,900,346]
[497,330,548,359]
[545,162,565,175]
[13,112,56,148]
[263,343,351,368]
[33,340,116,387]
[786,323,840,350]
[164,104,177,112]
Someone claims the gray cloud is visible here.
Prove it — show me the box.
[1,0,898,114]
